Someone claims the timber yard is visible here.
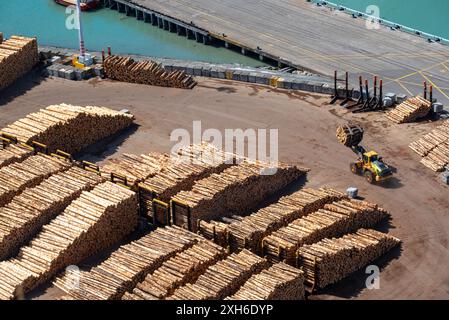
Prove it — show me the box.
[0,0,448,302]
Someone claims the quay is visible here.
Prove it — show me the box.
[101,0,449,104]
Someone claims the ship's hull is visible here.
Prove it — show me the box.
[54,0,100,11]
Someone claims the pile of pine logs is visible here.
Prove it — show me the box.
[336,124,364,147]
[226,262,305,300]
[103,55,197,89]
[409,120,449,172]
[197,187,346,252]
[141,144,235,224]
[225,187,347,253]
[0,182,138,299]
[123,240,227,300]
[386,96,431,123]
[197,220,230,247]
[0,35,38,91]
[101,152,169,187]
[0,167,104,260]
[171,161,308,232]
[297,229,400,289]
[0,154,72,207]
[262,199,389,264]
[168,249,269,300]
[53,226,202,300]
[1,104,134,154]
[0,143,34,169]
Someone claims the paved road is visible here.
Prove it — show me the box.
[129,0,449,104]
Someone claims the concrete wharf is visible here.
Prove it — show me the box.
[103,0,449,104]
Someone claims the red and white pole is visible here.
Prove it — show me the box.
[76,0,86,58]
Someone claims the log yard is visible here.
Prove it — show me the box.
[0,0,448,307]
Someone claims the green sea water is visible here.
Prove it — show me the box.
[0,0,266,66]
[326,0,449,39]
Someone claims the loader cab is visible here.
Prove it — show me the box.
[363,151,379,165]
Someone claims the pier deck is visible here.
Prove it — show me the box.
[122,0,449,104]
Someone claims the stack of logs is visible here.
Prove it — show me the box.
[140,143,235,224]
[0,35,38,91]
[386,96,431,123]
[101,152,169,187]
[0,181,138,299]
[0,167,104,260]
[168,249,269,300]
[0,154,72,207]
[297,229,400,289]
[1,104,134,154]
[409,119,449,171]
[103,55,197,89]
[336,123,364,147]
[0,143,34,169]
[262,199,389,264]
[53,226,202,300]
[171,161,308,232]
[198,187,347,253]
[122,240,227,300]
[226,262,305,300]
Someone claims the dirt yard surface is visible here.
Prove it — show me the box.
[1,74,448,300]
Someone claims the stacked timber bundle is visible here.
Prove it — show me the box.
[0,182,138,299]
[168,249,269,300]
[0,143,34,168]
[0,154,72,207]
[101,152,169,187]
[409,120,449,156]
[171,161,308,232]
[197,220,230,247]
[386,96,431,123]
[262,199,388,264]
[0,167,104,260]
[226,187,347,253]
[419,142,449,172]
[53,226,202,300]
[124,240,227,300]
[0,35,38,91]
[141,143,235,224]
[336,124,364,147]
[409,120,449,172]
[1,104,134,154]
[103,55,197,89]
[226,262,305,300]
[297,229,400,289]
[197,187,346,252]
